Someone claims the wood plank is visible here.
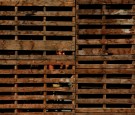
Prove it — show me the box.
[46,95,74,100]
[77,0,135,4]
[76,113,135,115]
[75,108,135,113]
[0,54,74,60]
[17,95,44,100]
[77,64,135,69]
[77,78,135,84]
[46,104,74,109]
[0,40,75,51]
[79,29,135,35]
[0,70,44,74]
[0,60,75,65]
[45,78,75,83]
[77,55,135,61]
[0,31,75,36]
[78,9,135,15]
[76,99,134,104]
[76,69,135,74]
[78,48,132,55]
[0,96,15,100]
[77,89,135,94]
[78,19,134,25]
[0,0,75,6]
[45,113,74,115]
[77,39,135,45]
[17,104,44,108]
[46,87,75,92]
[18,113,44,115]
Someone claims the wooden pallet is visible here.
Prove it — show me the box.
[0,0,75,114]
[76,0,135,115]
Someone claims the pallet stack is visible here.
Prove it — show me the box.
[0,0,75,114]
[0,0,135,115]
[76,0,135,115]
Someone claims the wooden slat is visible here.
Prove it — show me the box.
[0,55,74,60]
[77,0,135,4]
[76,99,134,104]
[79,29,135,35]
[77,55,135,61]
[46,95,74,100]
[78,9,135,15]
[78,19,134,25]
[45,78,75,83]
[78,48,133,55]
[0,40,75,51]
[0,31,75,36]
[0,0,75,6]
[76,69,135,74]
[46,87,75,92]
[0,70,44,74]
[77,78,135,84]
[0,60,75,65]
[45,113,74,115]
[77,64,135,69]
[76,108,135,113]
[17,104,44,108]
[46,104,74,109]
[77,39,135,45]
[76,113,135,115]
[77,89,135,94]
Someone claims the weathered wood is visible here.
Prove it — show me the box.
[45,78,75,83]
[76,108,135,113]
[77,55,135,61]
[46,87,75,92]
[76,113,135,115]
[79,29,135,35]
[78,9,135,15]
[0,0,75,6]
[78,19,135,25]
[77,0,135,4]
[77,78,135,84]
[0,40,75,50]
[0,60,75,65]
[0,31,75,36]
[76,99,134,104]
[45,113,74,115]
[77,64,135,69]
[0,55,74,60]
[78,48,133,55]
[46,104,74,109]
[77,39,135,45]
[76,69,135,74]
[46,95,74,100]
[77,89,135,94]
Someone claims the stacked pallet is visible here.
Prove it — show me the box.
[76,0,135,115]
[0,0,75,115]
